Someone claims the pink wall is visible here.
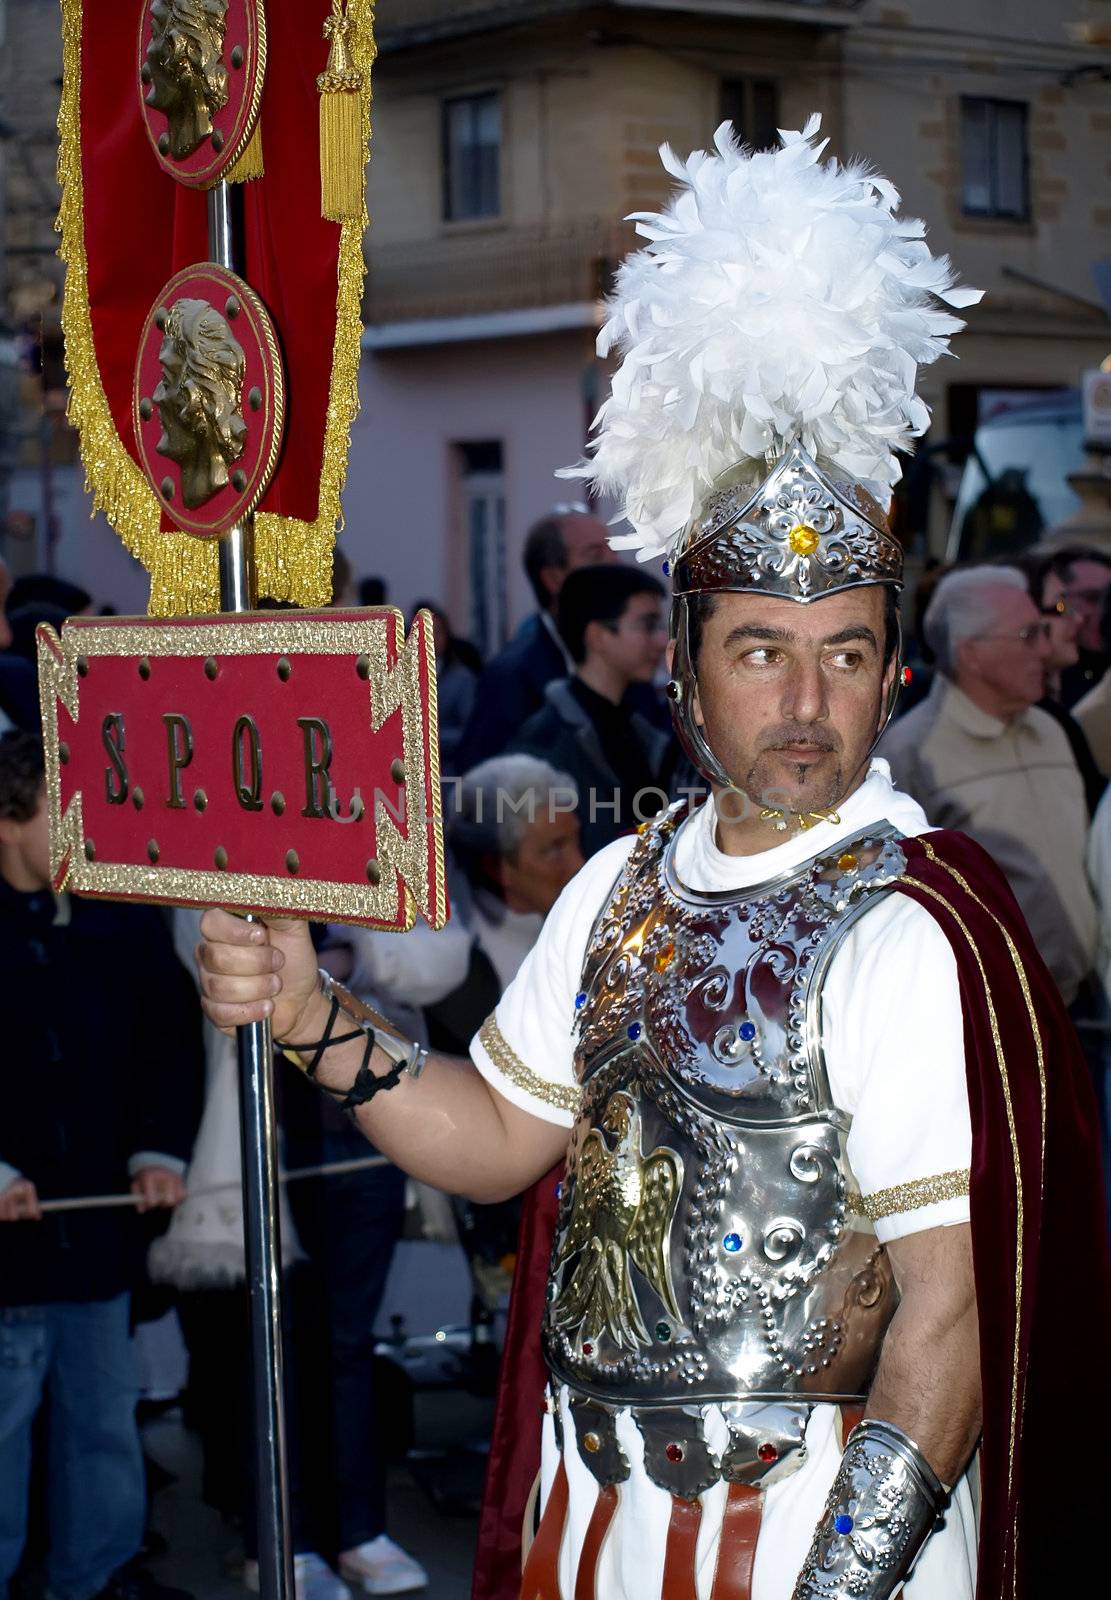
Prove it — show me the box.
[340,327,600,636]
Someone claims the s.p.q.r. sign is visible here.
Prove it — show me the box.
[36,609,447,932]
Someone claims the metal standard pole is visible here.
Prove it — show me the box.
[208,181,294,1600]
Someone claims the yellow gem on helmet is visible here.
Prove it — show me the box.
[654,941,676,973]
[788,523,820,556]
[583,1431,601,1453]
[837,852,858,872]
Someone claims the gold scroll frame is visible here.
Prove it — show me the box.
[56,0,377,617]
[37,609,446,931]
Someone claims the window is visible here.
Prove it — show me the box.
[457,442,507,657]
[719,79,779,151]
[442,93,501,221]
[960,98,1029,221]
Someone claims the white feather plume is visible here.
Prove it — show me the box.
[559,116,983,561]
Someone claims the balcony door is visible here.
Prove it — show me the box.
[458,442,507,659]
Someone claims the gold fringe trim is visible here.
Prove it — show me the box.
[862,1168,970,1222]
[319,1,366,222]
[56,0,375,617]
[478,1015,582,1117]
[225,117,264,183]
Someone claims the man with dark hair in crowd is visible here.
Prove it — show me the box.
[1072,579,1111,781]
[1015,548,1105,813]
[456,506,615,768]
[1040,544,1111,707]
[0,560,38,736]
[6,575,92,617]
[0,731,202,1600]
[510,564,673,856]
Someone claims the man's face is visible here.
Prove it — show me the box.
[957,586,1048,714]
[1039,570,1081,673]
[21,792,51,887]
[499,809,584,915]
[691,587,896,815]
[1062,558,1111,655]
[0,789,52,891]
[561,515,615,572]
[540,515,616,606]
[0,562,12,652]
[589,591,668,687]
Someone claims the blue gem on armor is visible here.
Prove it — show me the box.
[627,1022,642,1041]
[722,1232,743,1253]
[555,1183,562,1199]
[575,991,587,1009]
[739,1021,757,1042]
[662,560,671,576]
[834,1514,854,1535]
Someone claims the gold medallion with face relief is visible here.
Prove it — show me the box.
[143,0,230,161]
[153,298,246,510]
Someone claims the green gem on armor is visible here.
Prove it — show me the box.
[654,1321,672,1342]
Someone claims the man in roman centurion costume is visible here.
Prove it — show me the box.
[196,120,1110,1596]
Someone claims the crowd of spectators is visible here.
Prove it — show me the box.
[2,515,1111,1599]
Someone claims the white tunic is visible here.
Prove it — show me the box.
[471,761,979,1599]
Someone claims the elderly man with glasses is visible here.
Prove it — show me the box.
[881,564,1097,1005]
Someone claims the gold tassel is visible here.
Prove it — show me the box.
[318,0,365,222]
[225,117,264,183]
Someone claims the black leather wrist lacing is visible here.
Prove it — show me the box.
[277,994,406,1112]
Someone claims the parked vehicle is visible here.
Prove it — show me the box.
[946,390,1085,564]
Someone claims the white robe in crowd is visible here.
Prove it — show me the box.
[471,760,979,1600]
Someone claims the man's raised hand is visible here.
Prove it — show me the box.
[196,910,325,1042]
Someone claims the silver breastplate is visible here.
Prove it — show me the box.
[542,807,908,1493]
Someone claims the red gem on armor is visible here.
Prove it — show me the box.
[582,1342,594,1356]
[757,1443,778,1464]
[665,1443,684,1464]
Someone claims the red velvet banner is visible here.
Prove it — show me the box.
[59,0,373,611]
[81,3,341,528]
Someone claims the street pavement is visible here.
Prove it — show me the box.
[142,1390,493,1600]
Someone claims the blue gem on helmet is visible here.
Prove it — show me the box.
[834,1515,854,1535]
[739,1021,757,1042]
[662,559,671,576]
[575,991,587,1010]
[627,1022,642,1042]
[722,1232,743,1253]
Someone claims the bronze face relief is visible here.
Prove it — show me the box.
[153,298,247,509]
[144,0,230,160]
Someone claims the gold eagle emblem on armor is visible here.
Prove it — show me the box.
[552,1091,683,1351]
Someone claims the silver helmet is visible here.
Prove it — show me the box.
[668,441,904,787]
[558,116,979,789]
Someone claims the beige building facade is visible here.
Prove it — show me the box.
[2,1,1111,619]
[351,0,1111,648]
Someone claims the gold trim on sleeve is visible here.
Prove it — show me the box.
[478,1014,581,1116]
[862,1168,971,1222]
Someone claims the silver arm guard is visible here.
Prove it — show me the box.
[792,1420,948,1599]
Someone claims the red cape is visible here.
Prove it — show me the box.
[472,828,1111,1600]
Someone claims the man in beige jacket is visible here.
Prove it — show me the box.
[881,565,1097,1005]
